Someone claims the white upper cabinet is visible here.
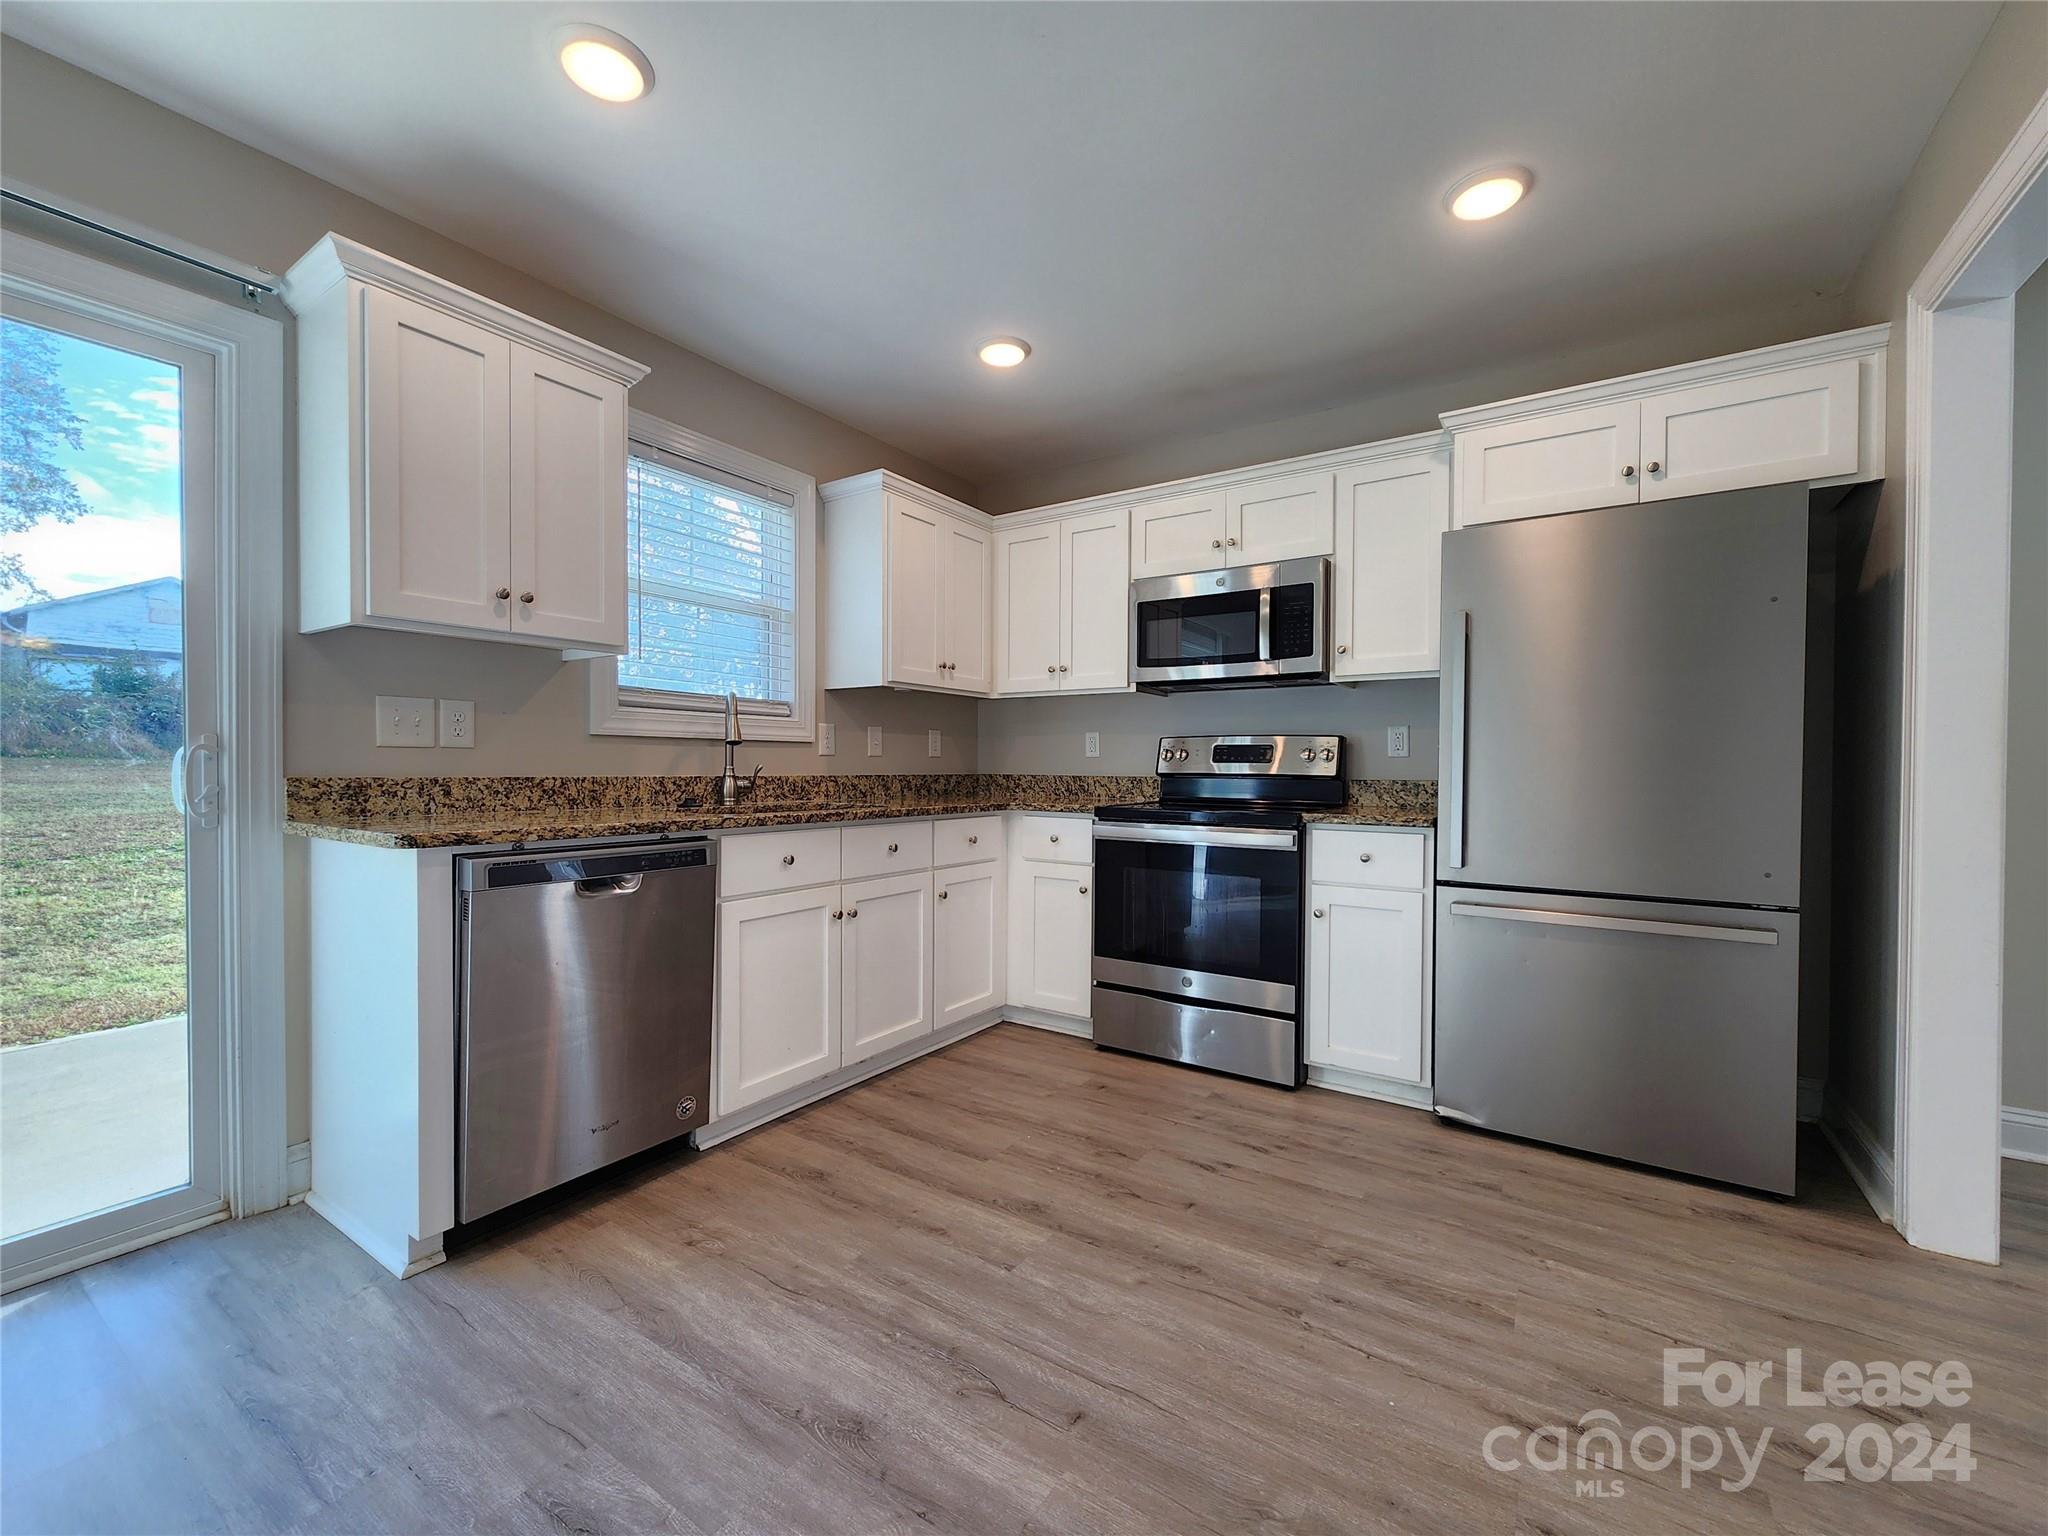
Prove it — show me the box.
[821,473,993,696]
[1444,326,1885,528]
[994,522,1062,692]
[1332,445,1449,680]
[1129,487,1229,577]
[1226,471,1334,566]
[993,506,1131,696]
[1060,507,1131,692]
[283,233,646,650]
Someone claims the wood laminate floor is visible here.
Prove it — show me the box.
[4,1024,2044,1535]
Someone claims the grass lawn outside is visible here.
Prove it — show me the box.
[1,757,186,1048]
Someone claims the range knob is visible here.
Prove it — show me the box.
[1173,748,1191,762]
[1319,747,1336,762]
[1299,747,1314,761]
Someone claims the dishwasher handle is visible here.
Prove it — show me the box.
[574,873,644,898]
[459,838,715,893]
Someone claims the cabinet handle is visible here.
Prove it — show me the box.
[1646,460,1662,474]
[1078,885,1088,895]
[1621,465,1637,480]
[1359,852,1373,863]
[887,842,899,854]
[1211,539,1222,549]
[938,889,949,901]
[782,854,796,866]
[495,587,512,601]
[1313,908,1324,918]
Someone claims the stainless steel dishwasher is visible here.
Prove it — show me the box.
[456,839,715,1222]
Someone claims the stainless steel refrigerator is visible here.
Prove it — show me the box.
[1433,484,1815,1195]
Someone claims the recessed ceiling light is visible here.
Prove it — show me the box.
[1445,166,1531,221]
[557,25,653,103]
[978,337,1031,369]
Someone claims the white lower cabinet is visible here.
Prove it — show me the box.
[935,862,1005,1026]
[842,870,934,1065]
[1306,884,1427,1083]
[716,884,843,1114]
[1008,855,1093,1016]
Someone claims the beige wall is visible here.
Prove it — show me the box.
[1831,1,2048,1155]
[2006,263,2048,1116]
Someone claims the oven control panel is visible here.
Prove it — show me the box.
[1157,734,1344,776]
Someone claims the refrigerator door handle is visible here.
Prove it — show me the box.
[1444,609,1470,868]
[1446,901,1782,946]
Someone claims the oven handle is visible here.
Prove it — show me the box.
[1092,823,1299,851]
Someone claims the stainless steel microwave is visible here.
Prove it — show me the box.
[1129,556,1329,689]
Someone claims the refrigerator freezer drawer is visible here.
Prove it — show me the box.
[1433,887,1798,1194]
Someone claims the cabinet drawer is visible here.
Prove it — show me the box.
[1014,815,1091,865]
[1309,828,1427,890]
[719,827,842,898]
[935,816,1003,866]
[842,820,934,881]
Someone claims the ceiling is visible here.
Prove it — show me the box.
[1,2,1996,488]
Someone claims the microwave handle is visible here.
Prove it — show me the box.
[1257,587,1273,662]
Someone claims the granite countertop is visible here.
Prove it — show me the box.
[285,772,1436,850]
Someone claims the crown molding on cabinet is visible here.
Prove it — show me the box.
[280,232,650,388]
[820,467,994,525]
[1437,324,1889,434]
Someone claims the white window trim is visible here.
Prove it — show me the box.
[589,412,818,741]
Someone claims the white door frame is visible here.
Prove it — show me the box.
[1,231,284,1290]
[1894,93,2048,1263]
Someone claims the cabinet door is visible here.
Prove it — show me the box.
[935,863,1005,1027]
[1226,471,1334,565]
[1332,453,1449,678]
[361,284,512,631]
[995,522,1061,693]
[1453,402,1641,526]
[507,345,627,649]
[941,515,992,693]
[1130,489,1229,577]
[885,494,946,688]
[842,871,934,1065]
[1305,884,1425,1083]
[1060,507,1131,691]
[1007,857,1092,1017]
[1639,358,1859,502]
[716,886,841,1114]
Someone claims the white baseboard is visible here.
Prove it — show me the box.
[1002,1005,1091,1038]
[1821,1090,1896,1224]
[2002,1105,2048,1163]
[286,1140,311,1202]
[696,1011,1004,1150]
[1307,1063,1434,1110]
[1798,1076,1825,1123]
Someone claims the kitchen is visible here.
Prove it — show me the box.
[1,5,2044,1534]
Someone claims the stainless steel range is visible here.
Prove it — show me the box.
[1091,733,1345,1086]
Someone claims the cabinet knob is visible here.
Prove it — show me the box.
[832,909,843,920]
[938,889,949,901]
[1078,885,1088,895]
[1359,852,1373,862]
[1336,644,1347,655]
[1211,539,1223,549]
[1226,536,1238,547]
[1049,834,1059,844]
[887,842,899,854]
[846,908,858,919]
[1058,664,1068,673]
[782,854,796,866]
[1048,665,1056,674]
[967,835,978,844]
[520,592,536,604]
[1646,460,1662,474]
[1313,908,1325,919]
[1622,465,1637,480]
[495,587,512,601]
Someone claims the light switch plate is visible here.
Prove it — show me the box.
[437,699,474,748]
[375,696,434,748]
[1084,731,1101,759]
[866,726,884,758]
[818,722,836,756]
[927,729,942,758]
[1387,725,1410,759]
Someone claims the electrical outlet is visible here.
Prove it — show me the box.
[375,696,434,748]
[866,726,884,758]
[928,729,943,758]
[818,722,836,756]
[1387,725,1410,759]
[1085,731,1101,759]
[437,699,474,748]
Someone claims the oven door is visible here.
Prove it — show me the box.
[1091,823,1302,1013]
[1129,557,1328,686]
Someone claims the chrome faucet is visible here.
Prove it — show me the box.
[718,691,763,807]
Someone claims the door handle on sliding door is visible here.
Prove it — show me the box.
[1444,609,1470,869]
[1446,902,1780,946]
[172,732,221,831]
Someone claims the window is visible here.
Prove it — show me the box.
[589,414,816,740]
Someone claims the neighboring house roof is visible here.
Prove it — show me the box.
[1,576,183,661]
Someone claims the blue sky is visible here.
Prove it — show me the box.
[2,318,182,602]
